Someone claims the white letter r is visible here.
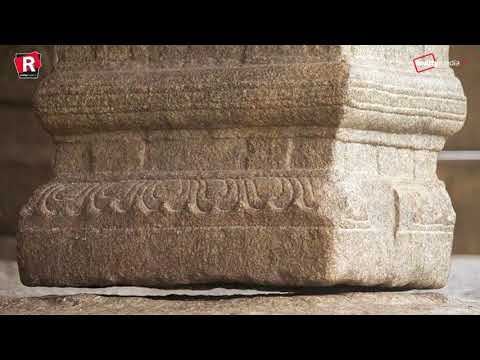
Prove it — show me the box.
[22,56,35,72]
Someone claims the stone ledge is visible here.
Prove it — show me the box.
[1,292,480,315]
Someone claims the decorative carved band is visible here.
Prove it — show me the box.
[20,177,456,236]
[22,178,369,223]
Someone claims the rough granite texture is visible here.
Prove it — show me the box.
[2,236,480,314]
[17,46,467,289]
[2,292,480,315]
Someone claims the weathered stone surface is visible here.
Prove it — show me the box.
[3,235,480,300]
[17,46,467,289]
[1,292,480,315]
[3,235,480,314]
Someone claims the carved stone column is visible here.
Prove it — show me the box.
[18,46,466,289]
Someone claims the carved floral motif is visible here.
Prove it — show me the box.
[22,178,368,223]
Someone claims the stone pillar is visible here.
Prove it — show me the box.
[17,45,466,289]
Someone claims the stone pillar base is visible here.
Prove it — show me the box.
[18,46,466,289]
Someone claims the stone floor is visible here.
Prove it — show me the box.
[1,236,480,314]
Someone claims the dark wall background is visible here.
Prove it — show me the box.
[440,46,480,254]
[0,45,54,234]
[0,45,478,254]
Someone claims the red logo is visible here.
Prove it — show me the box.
[13,51,42,79]
[412,53,436,73]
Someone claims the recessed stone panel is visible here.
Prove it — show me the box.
[378,147,415,178]
[148,135,246,171]
[55,142,90,175]
[414,150,438,179]
[92,134,145,174]
[342,142,378,175]
[245,138,291,170]
[290,138,333,169]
